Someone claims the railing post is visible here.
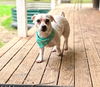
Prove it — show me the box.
[99,0,100,10]
[16,0,27,37]
[51,0,57,9]
[93,0,99,9]
[58,0,61,4]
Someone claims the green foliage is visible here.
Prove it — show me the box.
[1,17,14,31]
[0,5,15,31]
[71,0,92,3]
[0,41,5,48]
[0,5,15,17]
[27,0,50,2]
[0,0,50,2]
[0,0,92,3]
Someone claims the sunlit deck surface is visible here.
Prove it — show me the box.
[0,4,100,87]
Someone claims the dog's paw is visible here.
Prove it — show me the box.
[52,46,56,52]
[36,58,43,63]
[64,46,68,51]
[64,48,68,51]
[58,53,63,56]
[52,49,56,52]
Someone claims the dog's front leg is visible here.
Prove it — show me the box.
[36,47,44,63]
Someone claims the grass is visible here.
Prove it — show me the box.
[0,0,50,2]
[0,5,15,30]
[27,0,50,2]
[0,5,15,48]
[0,0,92,3]
[0,5,15,17]
[71,0,92,3]
[0,41,5,48]
[1,17,14,31]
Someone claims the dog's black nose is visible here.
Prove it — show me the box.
[41,25,47,32]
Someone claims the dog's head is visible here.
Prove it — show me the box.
[32,14,55,35]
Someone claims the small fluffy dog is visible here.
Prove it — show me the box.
[32,12,70,63]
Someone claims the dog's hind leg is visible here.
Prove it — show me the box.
[64,38,68,50]
[63,35,68,50]
[62,28,70,51]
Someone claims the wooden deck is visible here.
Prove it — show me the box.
[0,4,100,87]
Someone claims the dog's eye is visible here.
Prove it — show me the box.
[45,19,49,24]
[37,19,41,23]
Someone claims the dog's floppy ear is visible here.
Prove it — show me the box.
[31,15,36,20]
[48,15,56,23]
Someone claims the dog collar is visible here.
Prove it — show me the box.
[36,29,55,48]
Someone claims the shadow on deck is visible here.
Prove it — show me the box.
[0,4,100,87]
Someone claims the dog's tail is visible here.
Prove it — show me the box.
[61,12,65,17]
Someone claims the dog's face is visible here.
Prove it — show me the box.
[32,14,55,35]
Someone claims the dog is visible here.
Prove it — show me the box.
[32,12,70,63]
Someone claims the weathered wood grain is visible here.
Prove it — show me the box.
[0,37,30,71]
[24,48,52,85]
[0,37,20,57]
[0,36,35,83]
[74,9,92,87]
[6,43,38,84]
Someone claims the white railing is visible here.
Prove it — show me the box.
[16,0,61,37]
[27,2,51,9]
[16,0,28,37]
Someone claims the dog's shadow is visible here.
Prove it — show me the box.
[46,47,75,71]
[60,46,87,71]
[52,46,86,68]
[61,47,75,71]
[44,46,86,72]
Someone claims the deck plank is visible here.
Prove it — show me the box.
[74,7,100,87]
[24,48,52,85]
[6,43,38,84]
[81,23,100,87]
[0,36,35,83]
[41,52,61,85]
[74,10,92,87]
[81,8,100,87]
[0,37,30,71]
[84,39,100,87]
[0,37,20,57]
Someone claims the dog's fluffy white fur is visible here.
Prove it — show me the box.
[32,12,70,63]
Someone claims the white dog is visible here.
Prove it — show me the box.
[32,12,70,63]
